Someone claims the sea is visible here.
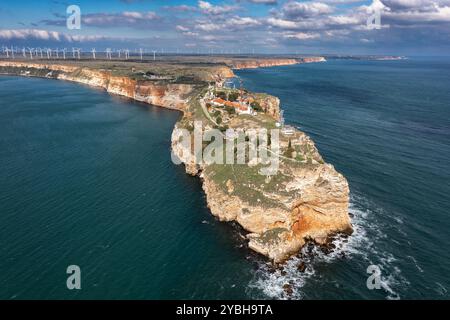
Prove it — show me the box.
[0,56,449,299]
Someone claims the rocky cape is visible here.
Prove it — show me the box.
[0,58,351,263]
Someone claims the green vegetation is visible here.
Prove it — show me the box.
[215,91,227,99]
[225,105,236,114]
[228,92,239,102]
[284,139,295,158]
[251,101,263,112]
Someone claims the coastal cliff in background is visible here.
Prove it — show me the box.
[224,57,326,70]
[0,57,350,263]
[228,59,299,70]
[0,61,233,111]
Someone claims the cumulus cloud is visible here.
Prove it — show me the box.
[283,31,321,40]
[192,15,261,34]
[282,1,334,19]
[195,22,223,32]
[163,5,198,12]
[41,11,160,28]
[198,1,239,15]
[381,0,450,24]
[176,25,190,32]
[0,29,105,42]
[246,0,278,5]
[4,0,450,54]
[227,16,261,26]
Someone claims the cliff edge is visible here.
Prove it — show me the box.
[0,57,350,263]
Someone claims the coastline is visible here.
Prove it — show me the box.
[0,57,351,263]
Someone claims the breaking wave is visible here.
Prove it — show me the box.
[247,193,410,300]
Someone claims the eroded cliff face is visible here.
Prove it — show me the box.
[171,93,351,263]
[301,57,327,63]
[1,59,351,264]
[0,61,195,112]
[258,95,281,121]
[229,59,299,70]
[227,57,326,70]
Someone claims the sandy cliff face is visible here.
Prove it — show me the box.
[211,66,235,80]
[230,59,299,70]
[0,61,195,112]
[171,100,352,262]
[301,57,327,63]
[1,59,351,263]
[247,164,351,262]
[200,168,350,262]
[259,95,281,121]
[228,57,326,70]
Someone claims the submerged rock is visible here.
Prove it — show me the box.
[283,284,293,296]
[297,262,307,273]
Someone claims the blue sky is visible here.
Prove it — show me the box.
[1,0,450,55]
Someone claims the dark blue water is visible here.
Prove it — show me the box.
[0,77,255,299]
[1,57,449,300]
[235,57,450,299]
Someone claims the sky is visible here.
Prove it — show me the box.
[1,0,450,55]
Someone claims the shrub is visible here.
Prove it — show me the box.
[284,139,295,158]
[228,92,239,102]
[251,101,263,112]
[215,91,227,100]
[225,106,235,114]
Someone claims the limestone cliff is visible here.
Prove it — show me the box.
[301,57,327,63]
[0,61,196,111]
[228,59,299,70]
[225,57,326,70]
[1,58,351,263]
[171,96,352,262]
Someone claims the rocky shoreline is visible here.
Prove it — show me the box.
[0,57,351,263]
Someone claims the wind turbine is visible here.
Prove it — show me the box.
[62,48,67,60]
[11,46,15,59]
[22,47,26,58]
[55,48,59,59]
[124,49,130,60]
[4,46,10,58]
[27,47,34,59]
[139,48,143,61]
[91,48,96,59]
[117,49,121,59]
[152,50,156,61]
[46,48,51,59]
[106,48,112,60]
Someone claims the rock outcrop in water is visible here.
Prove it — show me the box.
[0,58,351,263]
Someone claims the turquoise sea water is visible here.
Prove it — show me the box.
[0,57,449,299]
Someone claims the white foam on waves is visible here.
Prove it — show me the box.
[247,193,409,300]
